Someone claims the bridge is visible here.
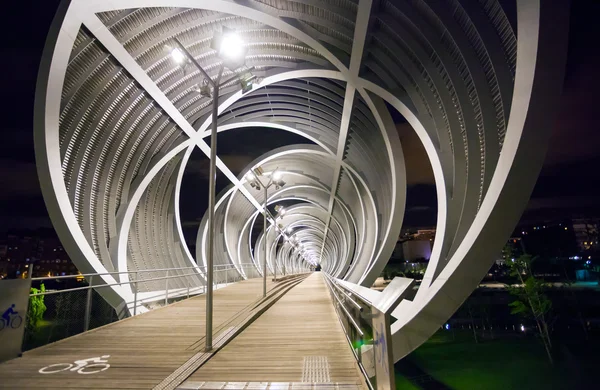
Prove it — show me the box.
[0,273,369,389]
[0,0,569,388]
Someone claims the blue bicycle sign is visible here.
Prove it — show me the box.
[0,304,23,331]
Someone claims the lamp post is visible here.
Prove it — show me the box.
[272,205,287,281]
[247,168,285,297]
[170,28,254,352]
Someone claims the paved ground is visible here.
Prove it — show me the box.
[184,273,365,387]
[0,274,365,389]
[0,278,274,389]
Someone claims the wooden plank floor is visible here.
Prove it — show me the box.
[0,278,275,389]
[186,273,364,386]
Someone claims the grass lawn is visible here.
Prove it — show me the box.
[395,330,598,389]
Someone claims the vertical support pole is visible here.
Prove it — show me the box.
[133,271,138,316]
[371,278,415,389]
[205,65,223,352]
[263,185,267,298]
[226,266,228,285]
[187,280,190,298]
[165,270,169,305]
[372,308,394,389]
[84,275,93,332]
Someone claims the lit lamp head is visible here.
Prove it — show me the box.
[271,170,286,189]
[170,47,187,64]
[274,205,286,217]
[245,171,261,190]
[239,72,257,93]
[212,27,247,71]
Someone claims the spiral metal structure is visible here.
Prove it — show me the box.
[36,0,568,361]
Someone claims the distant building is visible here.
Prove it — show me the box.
[0,231,77,279]
[497,237,524,265]
[392,227,435,262]
[402,240,432,262]
[571,218,599,252]
[399,227,436,242]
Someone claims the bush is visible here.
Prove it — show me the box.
[27,284,47,331]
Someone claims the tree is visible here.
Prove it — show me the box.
[27,284,47,331]
[505,254,554,364]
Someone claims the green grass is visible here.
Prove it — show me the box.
[395,375,420,390]
[394,330,598,389]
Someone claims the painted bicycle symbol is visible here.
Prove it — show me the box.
[39,355,111,375]
[0,304,23,330]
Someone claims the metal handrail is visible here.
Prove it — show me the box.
[323,273,364,311]
[29,264,258,297]
[26,263,268,335]
[30,271,199,297]
[324,273,372,306]
[324,275,364,336]
[31,262,256,282]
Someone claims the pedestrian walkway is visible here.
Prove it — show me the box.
[0,273,365,389]
[181,273,365,388]
[0,277,277,389]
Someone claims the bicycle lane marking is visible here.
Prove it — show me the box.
[39,355,111,375]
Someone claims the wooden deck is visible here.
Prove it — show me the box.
[0,278,276,389]
[0,273,365,389]
[184,273,365,387]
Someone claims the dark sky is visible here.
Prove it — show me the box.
[1,1,598,236]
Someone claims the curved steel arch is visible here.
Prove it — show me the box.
[36,0,568,363]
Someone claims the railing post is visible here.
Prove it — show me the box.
[83,275,93,332]
[226,267,228,285]
[187,280,190,298]
[133,271,138,316]
[165,269,169,305]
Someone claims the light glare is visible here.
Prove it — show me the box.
[272,170,283,181]
[171,48,186,64]
[219,32,244,61]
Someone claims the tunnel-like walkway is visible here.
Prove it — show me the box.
[27,0,569,386]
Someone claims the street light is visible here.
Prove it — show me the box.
[246,168,286,296]
[272,206,287,281]
[169,29,253,353]
[211,27,248,70]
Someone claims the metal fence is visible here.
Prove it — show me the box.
[22,262,262,351]
[323,273,376,389]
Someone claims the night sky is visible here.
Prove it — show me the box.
[1,1,598,238]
